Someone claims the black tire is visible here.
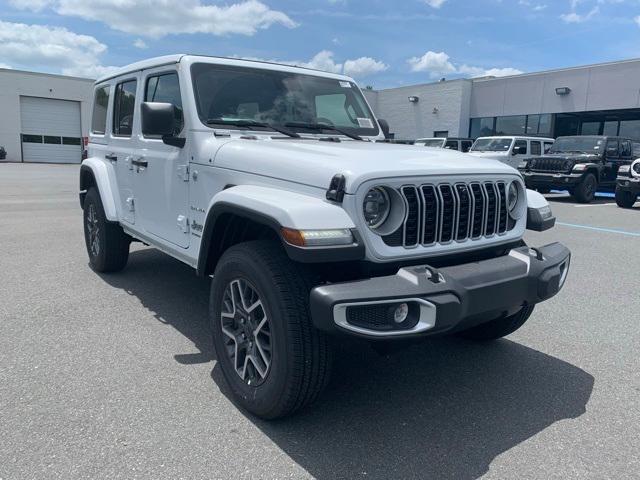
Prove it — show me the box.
[83,187,130,273]
[615,187,637,208]
[457,305,535,341]
[573,173,597,203]
[210,240,331,419]
[537,187,551,194]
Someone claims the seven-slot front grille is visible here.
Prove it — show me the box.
[383,181,514,248]
[529,157,573,173]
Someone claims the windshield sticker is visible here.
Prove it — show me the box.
[339,81,352,88]
[357,118,374,128]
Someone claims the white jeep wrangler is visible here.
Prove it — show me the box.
[80,55,570,419]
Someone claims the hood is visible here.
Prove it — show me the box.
[532,152,601,162]
[466,151,510,161]
[213,137,518,193]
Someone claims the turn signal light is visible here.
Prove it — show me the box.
[281,228,353,247]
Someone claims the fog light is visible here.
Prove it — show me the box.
[393,303,409,324]
[559,260,570,289]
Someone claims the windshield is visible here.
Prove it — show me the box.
[416,139,445,147]
[191,63,379,137]
[470,138,512,152]
[549,137,604,154]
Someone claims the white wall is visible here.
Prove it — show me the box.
[364,79,472,139]
[0,69,94,162]
[470,58,640,118]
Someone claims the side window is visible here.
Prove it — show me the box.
[444,140,457,150]
[144,72,184,135]
[514,140,527,155]
[605,139,619,157]
[113,79,137,137]
[531,141,541,155]
[544,141,554,153]
[461,140,472,152]
[91,85,110,135]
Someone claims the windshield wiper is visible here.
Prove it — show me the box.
[284,122,364,141]
[206,118,300,138]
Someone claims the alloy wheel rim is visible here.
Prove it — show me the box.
[86,204,100,257]
[220,278,272,386]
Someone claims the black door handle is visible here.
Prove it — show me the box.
[131,159,148,168]
[105,154,117,161]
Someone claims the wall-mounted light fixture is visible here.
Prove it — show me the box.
[555,87,571,95]
[408,95,419,103]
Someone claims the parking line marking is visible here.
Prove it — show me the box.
[557,222,640,237]
[573,203,616,208]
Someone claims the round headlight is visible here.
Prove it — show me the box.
[363,187,391,229]
[632,160,640,177]
[508,182,519,212]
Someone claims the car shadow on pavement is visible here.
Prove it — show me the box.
[101,248,594,480]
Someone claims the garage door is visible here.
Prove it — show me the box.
[20,96,82,164]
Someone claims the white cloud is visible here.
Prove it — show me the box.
[9,0,297,38]
[407,51,456,75]
[0,63,13,69]
[409,50,522,78]
[235,50,387,78]
[343,57,388,77]
[133,39,148,49]
[560,5,599,22]
[635,15,640,27]
[422,0,448,7]
[0,21,117,78]
[519,0,547,11]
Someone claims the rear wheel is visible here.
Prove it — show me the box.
[615,187,637,208]
[457,305,535,341]
[210,240,331,419]
[83,187,130,273]
[573,173,597,203]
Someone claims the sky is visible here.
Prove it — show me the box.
[1,0,640,88]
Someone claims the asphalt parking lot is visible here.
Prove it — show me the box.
[1,163,639,479]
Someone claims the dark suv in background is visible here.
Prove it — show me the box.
[518,136,637,203]
[0,146,6,160]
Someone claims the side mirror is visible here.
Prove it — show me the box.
[378,118,390,139]
[141,102,185,148]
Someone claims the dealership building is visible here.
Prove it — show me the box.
[0,68,93,164]
[3,57,640,163]
[363,57,640,142]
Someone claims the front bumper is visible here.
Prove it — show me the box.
[310,243,571,339]
[520,171,582,189]
[616,177,640,194]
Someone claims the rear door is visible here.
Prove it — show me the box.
[134,69,190,248]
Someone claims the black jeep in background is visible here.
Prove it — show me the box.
[0,146,6,160]
[518,136,637,203]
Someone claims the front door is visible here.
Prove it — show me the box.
[134,70,190,248]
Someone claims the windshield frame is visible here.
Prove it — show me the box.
[416,139,446,148]
[470,138,514,153]
[190,62,380,137]
[548,136,606,155]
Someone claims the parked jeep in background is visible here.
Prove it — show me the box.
[468,136,555,169]
[0,146,6,160]
[615,158,640,208]
[415,137,474,152]
[79,54,571,419]
[519,136,636,203]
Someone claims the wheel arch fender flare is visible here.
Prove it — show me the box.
[196,185,357,276]
[79,158,118,221]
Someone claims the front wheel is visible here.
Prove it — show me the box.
[457,305,535,341]
[573,173,597,203]
[83,187,130,272]
[615,187,637,208]
[210,241,332,419]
